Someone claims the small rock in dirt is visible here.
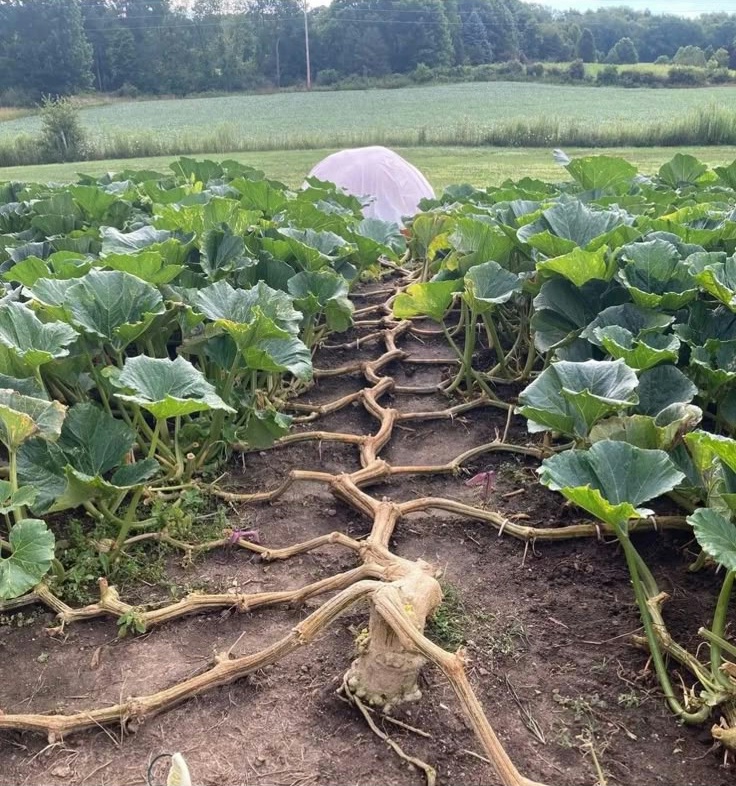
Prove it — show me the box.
[478,667,490,676]
[50,764,73,778]
[326,509,337,517]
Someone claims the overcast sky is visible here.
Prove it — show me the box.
[518,0,733,16]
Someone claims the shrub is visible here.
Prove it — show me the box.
[710,68,734,85]
[654,55,670,65]
[566,59,585,81]
[673,45,707,68]
[668,66,707,86]
[0,87,35,108]
[526,62,544,78]
[596,64,619,85]
[618,69,665,88]
[38,95,87,163]
[410,63,433,83]
[114,82,140,98]
[497,60,524,76]
[713,47,730,69]
[471,63,496,81]
[316,68,340,86]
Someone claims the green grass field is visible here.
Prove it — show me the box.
[2,82,736,154]
[4,145,735,191]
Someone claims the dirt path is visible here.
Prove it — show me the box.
[0,284,731,786]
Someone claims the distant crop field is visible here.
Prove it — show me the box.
[2,82,736,156]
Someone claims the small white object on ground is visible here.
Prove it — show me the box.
[166,753,192,786]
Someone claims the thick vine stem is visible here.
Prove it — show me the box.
[0,580,380,741]
[373,587,548,786]
[346,564,442,711]
[36,566,382,631]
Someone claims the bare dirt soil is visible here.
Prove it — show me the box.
[0,285,732,786]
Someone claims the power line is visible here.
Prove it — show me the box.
[79,14,515,32]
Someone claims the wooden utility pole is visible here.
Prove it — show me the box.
[303,0,311,90]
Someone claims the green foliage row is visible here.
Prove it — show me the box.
[394,151,736,732]
[0,156,405,599]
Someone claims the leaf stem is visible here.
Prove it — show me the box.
[708,570,736,689]
[618,527,711,723]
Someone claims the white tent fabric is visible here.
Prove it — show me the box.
[307,146,435,226]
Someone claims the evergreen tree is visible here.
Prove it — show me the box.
[108,27,138,90]
[463,10,492,65]
[576,27,596,62]
[444,0,466,66]
[4,0,93,97]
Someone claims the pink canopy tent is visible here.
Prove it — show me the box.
[307,146,435,226]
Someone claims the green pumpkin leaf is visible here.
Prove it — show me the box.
[287,270,354,333]
[463,260,521,313]
[688,253,736,312]
[688,508,736,572]
[0,519,55,600]
[17,403,158,514]
[537,246,614,287]
[589,403,702,451]
[684,431,736,475]
[517,359,639,439]
[102,250,183,285]
[595,325,680,371]
[114,355,235,418]
[565,155,637,194]
[539,440,685,527]
[65,269,165,351]
[0,390,65,451]
[658,154,708,188]
[635,365,697,417]
[393,280,460,322]
[0,301,77,370]
[618,239,697,310]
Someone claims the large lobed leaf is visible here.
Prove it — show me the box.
[517,359,639,439]
[18,402,158,513]
[537,246,614,287]
[0,389,66,451]
[688,508,736,573]
[539,440,685,527]
[191,280,303,336]
[287,270,354,333]
[64,269,166,350]
[687,252,736,312]
[463,260,522,312]
[617,239,698,310]
[594,325,680,371]
[0,519,55,600]
[114,355,235,419]
[0,301,78,370]
[393,280,459,323]
[565,155,638,194]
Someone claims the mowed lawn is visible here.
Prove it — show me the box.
[3,146,736,192]
[1,82,736,150]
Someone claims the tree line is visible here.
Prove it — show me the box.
[2,0,736,101]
